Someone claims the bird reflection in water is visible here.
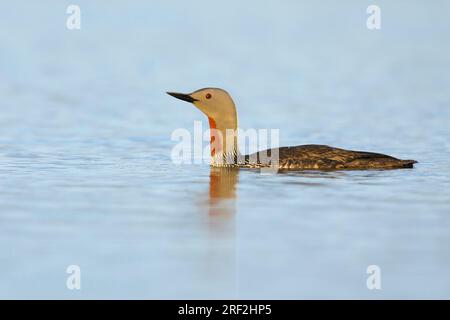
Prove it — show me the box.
[208,167,239,217]
[202,167,239,297]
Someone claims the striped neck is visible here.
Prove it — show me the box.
[208,117,240,167]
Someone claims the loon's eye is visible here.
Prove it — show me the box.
[205,93,212,99]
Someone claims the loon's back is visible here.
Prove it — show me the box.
[246,145,417,170]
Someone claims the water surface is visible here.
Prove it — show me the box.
[0,1,449,298]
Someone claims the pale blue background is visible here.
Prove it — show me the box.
[0,1,449,298]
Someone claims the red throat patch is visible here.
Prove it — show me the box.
[208,117,216,130]
[208,117,221,157]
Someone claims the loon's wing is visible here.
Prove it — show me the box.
[248,145,417,169]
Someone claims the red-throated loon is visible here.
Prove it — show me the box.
[167,88,417,170]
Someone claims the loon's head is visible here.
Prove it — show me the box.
[167,88,237,129]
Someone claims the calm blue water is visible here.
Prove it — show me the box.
[0,1,450,299]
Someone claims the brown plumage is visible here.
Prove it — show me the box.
[244,145,417,170]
